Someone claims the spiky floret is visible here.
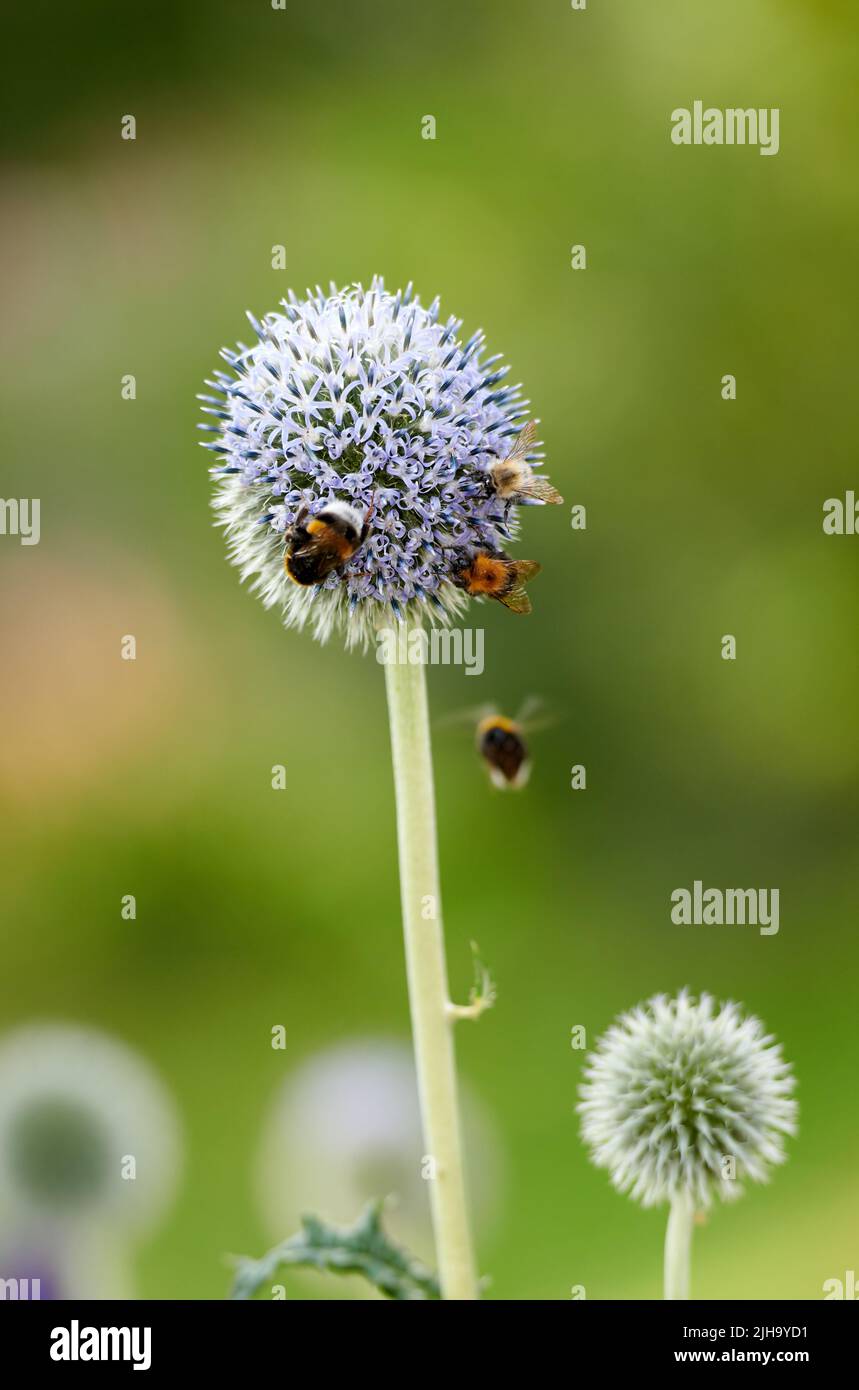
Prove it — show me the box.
[578,990,797,1208]
[201,277,552,647]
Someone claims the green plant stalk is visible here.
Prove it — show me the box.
[664,1191,694,1299]
[384,651,478,1300]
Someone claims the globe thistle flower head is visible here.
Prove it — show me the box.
[255,1040,502,1263]
[202,277,555,647]
[578,990,797,1209]
[0,1024,183,1233]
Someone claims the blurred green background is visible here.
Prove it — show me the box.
[1,0,857,1299]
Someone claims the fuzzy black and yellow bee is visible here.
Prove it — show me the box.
[439,697,553,791]
[451,547,541,614]
[488,421,563,506]
[284,500,374,587]
[476,712,532,790]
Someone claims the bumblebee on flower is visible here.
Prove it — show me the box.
[201,277,563,646]
[202,275,563,1300]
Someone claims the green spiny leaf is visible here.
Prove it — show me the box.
[230,1200,441,1301]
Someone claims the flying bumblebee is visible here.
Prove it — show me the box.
[451,547,541,614]
[284,500,374,587]
[476,712,532,790]
[438,697,553,791]
[488,421,563,506]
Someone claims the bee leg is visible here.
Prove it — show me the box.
[359,496,377,545]
[285,503,309,542]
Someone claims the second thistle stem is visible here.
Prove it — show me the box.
[664,1191,694,1300]
[384,649,478,1301]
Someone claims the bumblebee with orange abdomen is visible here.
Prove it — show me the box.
[451,547,541,614]
[284,500,374,587]
[488,421,564,507]
[477,713,531,790]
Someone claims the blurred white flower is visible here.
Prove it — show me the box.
[578,990,797,1209]
[0,1024,182,1237]
[255,1039,502,1263]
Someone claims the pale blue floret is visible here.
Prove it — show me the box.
[201,277,544,646]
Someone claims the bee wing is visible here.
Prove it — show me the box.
[504,419,538,462]
[495,559,541,614]
[533,715,562,734]
[496,586,532,614]
[516,694,545,725]
[518,475,564,505]
[503,695,560,733]
[289,536,325,561]
[522,713,560,734]
[514,559,542,582]
[293,520,345,561]
[435,703,496,730]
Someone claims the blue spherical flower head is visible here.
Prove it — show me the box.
[201,277,560,648]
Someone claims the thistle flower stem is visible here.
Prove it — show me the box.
[384,650,478,1301]
[664,1191,694,1300]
